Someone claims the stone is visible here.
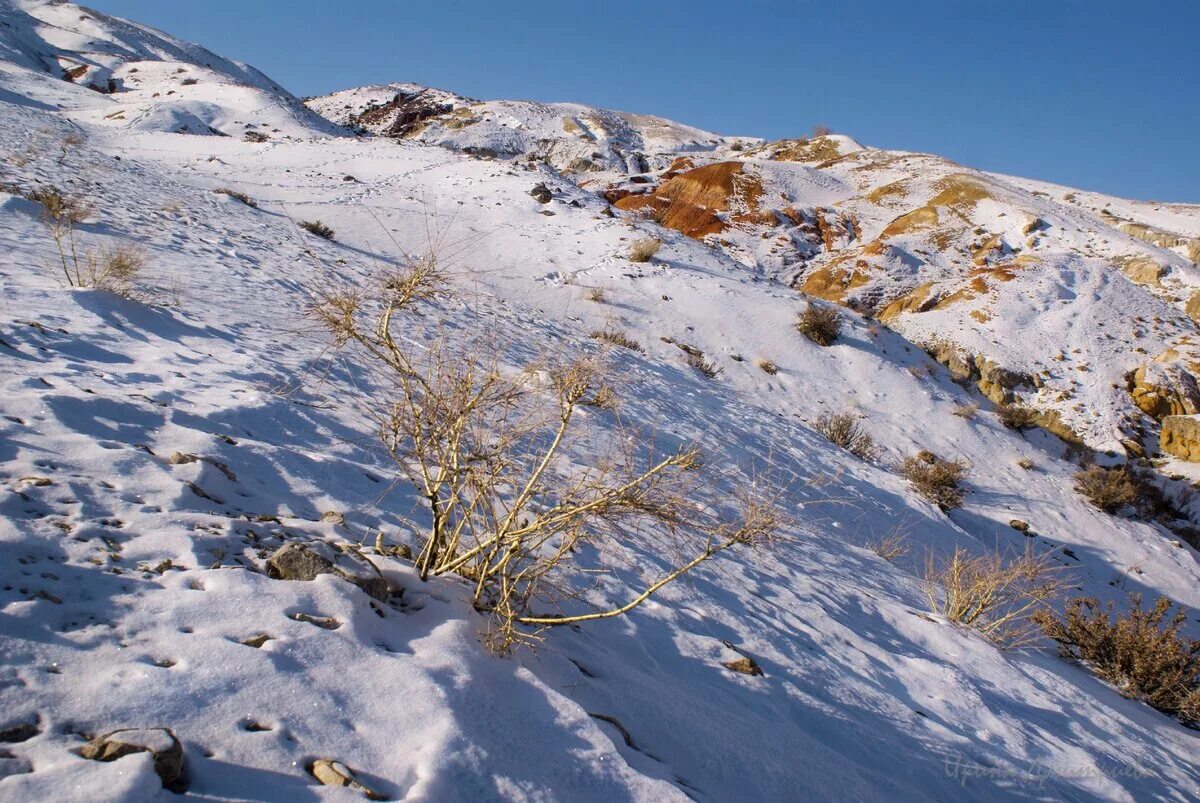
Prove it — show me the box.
[723,656,764,676]
[1009,519,1030,533]
[266,542,389,602]
[309,759,385,799]
[1161,415,1200,462]
[80,728,185,792]
[320,511,346,526]
[529,183,552,203]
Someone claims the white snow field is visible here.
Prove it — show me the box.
[0,1,1198,801]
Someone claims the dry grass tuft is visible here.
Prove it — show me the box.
[902,451,968,510]
[628,237,662,263]
[1035,595,1200,725]
[685,351,722,379]
[813,412,879,461]
[300,220,335,240]
[589,329,643,352]
[214,187,258,208]
[795,304,842,346]
[756,358,778,375]
[585,287,607,303]
[926,547,1065,648]
[870,532,908,562]
[952,402,978,419]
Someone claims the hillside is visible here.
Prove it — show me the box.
[1,2,1198,801]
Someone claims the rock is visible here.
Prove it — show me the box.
[169,452,198,465]
[289,612,340,630]
[239,634,273,648]
[80,728,185,792]
[1008,519,1030,533]
[529,183,552,203]
[723,656,764,676]
[17,476,52,487]
[309,759,385,799]
[266,541,389,601]
[1119,256,1166,287]
[1161,415,1200,462]
[1187,291,1200,324]
[320,510,346,526]
[1129,346,1200,420]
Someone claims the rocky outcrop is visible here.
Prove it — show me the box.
[1128,349,1200,420]
[266,542,389,602]
[1161,415,1200,461]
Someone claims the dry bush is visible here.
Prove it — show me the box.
[26,186,91,227]
[795,304,841,346]
[870,532,908,562]
[244,130,269,143]
[952,402,978,419]
[300,220,335,240]
[902,451,968,510]
[589,329,643,352]
[1074,465,1139,514]
[811,123,832,137]
[180,77,199,86]
[926,547,1064,648]
[214,187,258,208]
[998,403,1039,430]
[684,351,721,379]
[585,286,607,303]
[628,237,662,263]
[1035,595,1200,725]
[756,358,778,375]
[311,260,777,652]
[813,411,879,461]
[27,187,146,295]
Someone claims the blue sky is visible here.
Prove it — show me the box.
[88,1,1199,202]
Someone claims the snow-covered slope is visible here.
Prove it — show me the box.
[1,3,1199,801]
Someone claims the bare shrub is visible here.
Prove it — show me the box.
[1034,595,1200,725]
[998,403,1039,430]
[795,304,841,346]
[25,187,145,294]
[1074,465,1139,514]
[585,287,607,303]
[684,351,721,379]
[811,123,832,137]
[311,261,777,652]
[628,237,662,263]
[813,412,879,461]
[902,451,968,510]
[300,220,335,240]
[77,244,145,296]
[214,187,258,208]
[589,329,643,352]
[926,547,1064,648]
[756,358,778,375]
[180,77,199,86]
[952,402,978,419]
[26,186,91,227]
[244,130,269,143]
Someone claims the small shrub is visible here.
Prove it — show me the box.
[811,123,832,137]
[952,402,978,419]
[244,130,269,143]
[926,547,1064,648]
[628,237,662,263]
[795,304,841,346]
[26,186,91,225]
[902,451,968,510]
[213,187,258,208]
[180,77,199,86]
[81,244,145,297]
[585,287,607,303]
[300,220,335,240]
[1034,595,1200,725]
[998,403,1039,430]
[1074,465,1138,514]
[813,412,879,462]
[589,329,643,352]
[684,351,721,379]
[756,358,778,375]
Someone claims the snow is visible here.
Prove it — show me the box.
[0,1,1198,801]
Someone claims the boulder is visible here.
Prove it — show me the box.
[266,542,389,601]
[1129,356,1200,420]
[80,728,185,792]
[1160,415,1200,462]
[528,183,552,204]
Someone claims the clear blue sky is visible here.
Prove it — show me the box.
[88,0,1199,202]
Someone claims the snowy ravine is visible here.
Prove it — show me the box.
[0,2,1198,801]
